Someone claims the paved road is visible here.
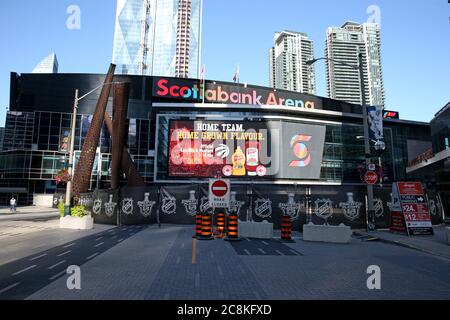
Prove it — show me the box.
[1,219,450,300]
[21,225,450,300]
[0,225,147,299]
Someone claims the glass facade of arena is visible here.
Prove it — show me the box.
[154,112,430,183]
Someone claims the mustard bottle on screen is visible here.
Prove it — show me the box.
[232,146,246,176]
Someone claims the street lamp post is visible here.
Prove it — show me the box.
[307,52,376,232]
[64,82,122,216]
[64,89,79,216]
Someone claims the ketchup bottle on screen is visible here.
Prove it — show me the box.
[245,141,259,176]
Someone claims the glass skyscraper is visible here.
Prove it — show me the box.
[325,22,385,107]
[112,0,202,78]
[32,53,59,74]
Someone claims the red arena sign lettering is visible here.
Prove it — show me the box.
[154,78,317,109]
[157,79,196,99]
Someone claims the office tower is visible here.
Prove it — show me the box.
[269,31,316,94]
[325,22,385,106]
[32,53,58,74]
[269,47,276,88]
[0,127,4,151]
[112,0,202,78]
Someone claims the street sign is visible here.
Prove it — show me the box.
[364,171,378,185]
[390,182,433,235]
[368,163,376,171]
[209,179,230,208]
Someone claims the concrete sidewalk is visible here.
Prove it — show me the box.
[0,206,59,221]
[354,225,450,261]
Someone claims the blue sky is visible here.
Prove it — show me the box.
[0,0,449,125]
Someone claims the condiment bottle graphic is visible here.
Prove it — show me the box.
[232,146,246,176]
[245,141,259,176]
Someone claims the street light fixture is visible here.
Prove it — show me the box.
[64,82,122,217]
[307,52,377,232]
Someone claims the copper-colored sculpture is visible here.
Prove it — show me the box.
[104,112,146,187]
[110,83,129,189]
[73,64,116,196]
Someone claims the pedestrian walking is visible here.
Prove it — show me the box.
[10,196,17,213]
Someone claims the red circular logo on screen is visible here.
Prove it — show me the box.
[256,165,267,177]
[222,165,232,177]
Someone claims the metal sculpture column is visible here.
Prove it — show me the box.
[110,83,129,190]
[72,64,116,197]
[104,112,145,187]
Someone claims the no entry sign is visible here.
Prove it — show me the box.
[209,179,230,208]
[364,171,378,185]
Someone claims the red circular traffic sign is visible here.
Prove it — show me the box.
[364,171,378,185]
[211,180,228,197]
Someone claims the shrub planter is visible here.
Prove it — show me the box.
[303,222,352,244]
[60,215,94,230]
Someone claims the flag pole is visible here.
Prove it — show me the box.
[237,64,240,100]
[202,65,206,105]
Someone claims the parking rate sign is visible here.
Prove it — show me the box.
[209,179,230,208]
[393,182,433,235]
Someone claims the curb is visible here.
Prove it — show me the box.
[353,230,450,261]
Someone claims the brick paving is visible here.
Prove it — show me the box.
[0,224,447,300]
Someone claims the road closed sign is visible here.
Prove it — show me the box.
[209,179,230,208]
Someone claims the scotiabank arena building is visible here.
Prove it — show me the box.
[1,73,445,228]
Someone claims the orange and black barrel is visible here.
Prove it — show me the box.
[224,213,241,241]
[215,212,226,238]
[198,213,214,240]
[281,215,293,241]
[193,213,203,238]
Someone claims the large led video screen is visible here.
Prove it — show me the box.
[167,120,326,180]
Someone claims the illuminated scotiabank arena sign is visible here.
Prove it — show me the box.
[153,78,321,109]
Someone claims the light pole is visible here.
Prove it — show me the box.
[64,82,122,216]
[307,52,376,232]
[357,136,386,186]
